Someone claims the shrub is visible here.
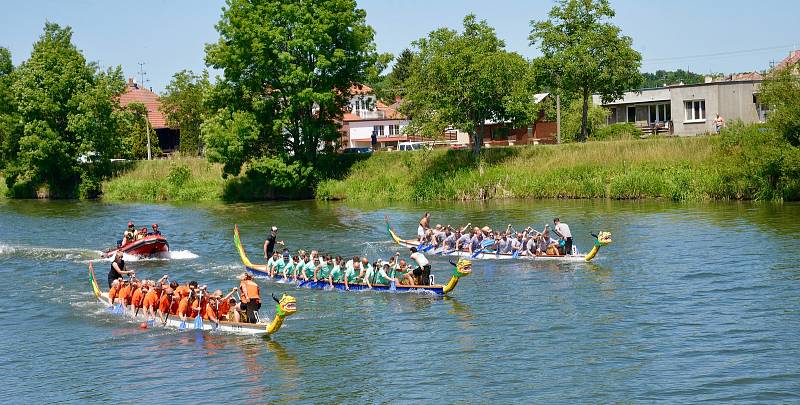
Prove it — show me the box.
[167,162,191,187]
[592,123,642,141]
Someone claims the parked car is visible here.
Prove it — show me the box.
[342,147,373,154]
[397,142,428,151]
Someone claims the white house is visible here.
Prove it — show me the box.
[340,84,410,149]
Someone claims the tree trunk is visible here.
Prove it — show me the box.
[580,87,589,142]
[472,121,484,159]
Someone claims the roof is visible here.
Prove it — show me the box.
[118,78,169,129]
[349,83,373,95]
[533,93,549,104]
[343,84,407,122]
[775,50,800,71]
[595,88,670,106]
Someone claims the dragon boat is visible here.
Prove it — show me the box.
[234,225,472,295]
[101,234,169,259]
[386,217,612,262]
[88,263,296,336]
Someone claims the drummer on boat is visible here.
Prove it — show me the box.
[263,226,284,259]
[108,250,135,287]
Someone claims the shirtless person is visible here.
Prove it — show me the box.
[418,212,431,241]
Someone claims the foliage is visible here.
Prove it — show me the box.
[371,48,414,103]
[560,98,609,142]
[759,60,800,146]
[3,23,128,198]
[222,156,315,201]
[0,47,19,168]
[160,70,210,155]
[716,122,800,200]
[102,158,224,201]
[592,122,642,141]
[120,102,160,160]
[167,162,191,187]
[402,15,534,158]
[205,0,380,168]
[316,137,719,201]
[530,0,642,141]
[202,109,263,177]
[641,69,703,88]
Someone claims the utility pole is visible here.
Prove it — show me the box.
[137,62,152,160]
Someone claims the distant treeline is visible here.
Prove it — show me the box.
[640,69,704,88]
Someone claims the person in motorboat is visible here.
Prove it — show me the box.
[150,223,161,236]
[122,222,136,246]
[108,250,135,288]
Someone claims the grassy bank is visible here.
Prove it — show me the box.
[316,137,728,201]
[102,158,225,201]
[0,175,6,198]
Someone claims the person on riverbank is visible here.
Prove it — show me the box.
[409,247,431,285]
[263,226,284,259]
[552,218,573,255]
[108,250,134,288]
[714,113,725,134]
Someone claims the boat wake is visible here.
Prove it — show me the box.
[93,249,200,262]
[0,242,102,262]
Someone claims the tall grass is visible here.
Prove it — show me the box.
[0,175,6,198]
[102,158,225,201]
[316,137,723,201]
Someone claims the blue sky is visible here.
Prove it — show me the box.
[1,0,797,92]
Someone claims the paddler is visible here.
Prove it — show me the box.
[108,250,134,288]
[409,247,431,285]
[328,256,345,287]
[552,218,573,255]
[418,212,431,240]
[343,256,361,290]
[313,255,335,283]
[266,251,281,277]
[142,282,162,323]
[238,273,261,323]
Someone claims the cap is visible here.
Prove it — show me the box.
[271,226,278,232]
[128,222,134,227]
[152,223,158,228]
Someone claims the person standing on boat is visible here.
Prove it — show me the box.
[263,226,284,259]
[409,247,431,285]
[552,218,573,255]
[239,273,261,323]
[108,251,134,288]
[418,212,431,240]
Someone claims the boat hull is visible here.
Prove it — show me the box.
[234,225,447,295]
[102,235,169,258]
[88,263,270,335]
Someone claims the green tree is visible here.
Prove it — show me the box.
[0,47,20,168]
[121,102,161,159]
[371,48,415,103]
[560,98,609,142]
[402,15,533,157]
[160,69,210,155]
[4,23,127,198]
[204,0,379,171]
[759,60,800,146]
[530,0,642,142]
[641,69,703,88]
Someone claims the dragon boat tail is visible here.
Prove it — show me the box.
[233,224,471,295]
[88,262,295,336]
[386,216,612,262]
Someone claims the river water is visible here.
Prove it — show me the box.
[0,199,798,403]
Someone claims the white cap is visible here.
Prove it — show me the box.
[271,226,278,232]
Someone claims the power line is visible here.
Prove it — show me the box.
[642,44,795,64]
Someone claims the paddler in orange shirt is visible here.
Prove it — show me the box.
[107,279,121,306]
[239,273,261,323]
[142,283,162,324]
[130,280,145,315]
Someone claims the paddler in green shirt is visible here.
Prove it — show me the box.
[266,251,280,277]
[302,255,319,281]
[374,262,399,285]
[270,251,289,278]
[313,255,335,282]
[283,255,298,279]
[328,256,344,286]
[358,257,374,288]
[343,256,362,290]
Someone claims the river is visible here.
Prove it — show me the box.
[0,199,798,403]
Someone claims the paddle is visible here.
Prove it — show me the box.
[470,238,496,259]
[194,291,204,330]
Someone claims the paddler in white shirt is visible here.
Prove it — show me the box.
[409,247,432,285]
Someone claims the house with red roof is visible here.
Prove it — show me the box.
[118,78,180,153]
[340,84,412,150]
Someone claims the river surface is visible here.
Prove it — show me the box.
[0,199,799,403]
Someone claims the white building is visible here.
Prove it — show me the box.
[340,84,410,149]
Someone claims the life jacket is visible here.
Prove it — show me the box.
[203,302,218,320]
[119,285,132,305]
[108,285,118,303]
[242,280,260,303]
[177,297,190,316]
[131,288,144,308]
[143,290,160,309]
[174,285,190,298]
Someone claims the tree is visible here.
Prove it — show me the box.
[371,48,415,103]
[641,69,703,88]
[402,15,533,158]
[4,23,127,198]
[204,0,379,172]
[759,59,800,147]
[530,0,642,142]
[0,47,19,168]
[122,102,161,159]
[160,70,210,155]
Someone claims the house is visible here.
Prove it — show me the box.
[476,93,558,146]
[119,78,180,153]
[340,84,411,149]
[593,79,766,135]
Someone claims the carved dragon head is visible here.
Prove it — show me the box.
[594,231,612,247]
[272,293,297,317]
[454,259,473,278]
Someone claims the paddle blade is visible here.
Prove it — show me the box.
[179,321,187,330]
[194,316,203,330]
[113,304,124,314]
[480,239,496,248]
[389,281,397,291]
[470,250,482,259]
[147,319,155,327]
[512,250,520,258]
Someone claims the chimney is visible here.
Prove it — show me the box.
[128,77,134,86]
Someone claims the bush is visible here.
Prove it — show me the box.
[592,123,642,141]
[167,162,191,187]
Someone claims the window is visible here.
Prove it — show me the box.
[753,93,769,122]
[608,107,617,124]
[627,106,636,123]
[684,100,705,122]
[648,103,672,123]
[388,124,400,135]
[373,125,384,136]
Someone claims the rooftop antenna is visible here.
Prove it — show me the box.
[136,62,150,88]
[136,61,153,161]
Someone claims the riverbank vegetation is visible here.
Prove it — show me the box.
[102,158,224,202]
